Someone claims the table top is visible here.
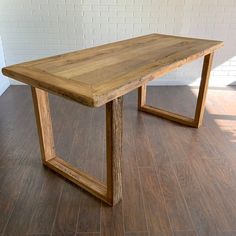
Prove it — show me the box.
[2,34,223,107]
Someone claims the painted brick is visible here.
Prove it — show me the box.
[0,0,235,86]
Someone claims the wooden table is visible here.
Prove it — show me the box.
[2,34,223,206]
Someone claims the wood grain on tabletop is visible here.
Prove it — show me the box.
[2,34,223,107]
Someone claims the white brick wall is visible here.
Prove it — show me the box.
[0,0,235,86]
[0,36,10,95]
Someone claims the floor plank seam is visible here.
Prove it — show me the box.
[141,107,173,235]
[170,162,199,236]
[50,184,64,236]
[129,110,149,233]
[137,167,150,235]
[153,166,174,235]
[1,180,22,236]
[74,191,83,235]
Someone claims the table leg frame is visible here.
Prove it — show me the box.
[31,87,122,206]
[138,53,214,128]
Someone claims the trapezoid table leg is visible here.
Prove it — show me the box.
[31,86,123,206]
[138,53,214,128]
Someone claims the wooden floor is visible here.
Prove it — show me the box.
[0,86,236,236]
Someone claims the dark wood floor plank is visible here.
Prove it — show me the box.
[76,233,100,236]
[0,87,36,170]
[169,88,236,232]
[190,157,236,231]
[139,167,172,235]
[51,182,81,236]
[172,231,197,236]
[0,87,47,236]
[164,91,236,235]
[173,161,221,236]
[101,202,124,236]
[1,86,236,236]
[118,94,149,233]
[155,162,194,232]
[0,166,26,234]
[27,234,50,236]
[132,114,155,167]
[76,192,101,234]
[26,168,64,235]
[143,87,190,164]
[51,101,92,235]
[2,166,45,236]
[151,87,229,235]
[141,118,195,233]
[125,232,149,236]
[76,108,105,233]
[142,87,196,233]
[126,91,155,167]
[121,130,148,232]
[220,232,236,236]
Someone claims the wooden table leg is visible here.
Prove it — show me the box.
[31,87,55,163]
[193,53,214,127]
[106,97,123,205]
[138,52,214,128]
[138,84,147,110]
[31,86,123,206]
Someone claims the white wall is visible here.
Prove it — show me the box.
[0,36,10,95]
[0,0,235,86]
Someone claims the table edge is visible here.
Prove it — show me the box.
[2,40,223,107]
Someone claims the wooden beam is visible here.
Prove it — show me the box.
[194,53,214,127]
[32,87,123,206]
[106,97,123,206]
[138,85,147,110]
[138,53,215,128]
[45,157,109,204]
[140,105,195,127]
[31,87,55,162]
